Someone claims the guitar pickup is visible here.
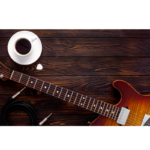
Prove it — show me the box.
[117,107,130,125]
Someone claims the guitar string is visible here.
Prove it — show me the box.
[1,70,146,125]
[20,76,119,120]
[5,70,147,125]
[10,71,119,120]
[1,70,143,125]
[5,70,143,124]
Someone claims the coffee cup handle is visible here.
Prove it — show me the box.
[31,35,38,43]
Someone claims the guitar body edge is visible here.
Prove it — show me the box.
[90,80,150,126]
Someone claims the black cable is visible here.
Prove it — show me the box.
[0,98,38,126]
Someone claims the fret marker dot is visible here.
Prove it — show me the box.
[81,103,82,105]
[31,81,33,84]
[57,91,59,93]
[101,107,102,109]
[94,104,95,107]
[83,97,85,99]
[44,86,47,89]
[107,109,108,111]
[68,95,70,97]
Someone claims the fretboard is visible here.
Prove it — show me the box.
[9,70,120,120]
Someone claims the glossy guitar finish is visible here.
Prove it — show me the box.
[91,80,150,126]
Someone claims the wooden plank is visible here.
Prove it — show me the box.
[1,30,150,38]
[2,37,150,56]
[1,56,150,76]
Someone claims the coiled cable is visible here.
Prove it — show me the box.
[0,87,52,126]
[0,98,38,125]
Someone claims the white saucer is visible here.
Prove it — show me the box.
[8,31,42,65]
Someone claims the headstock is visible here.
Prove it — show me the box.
[0,62,12,81]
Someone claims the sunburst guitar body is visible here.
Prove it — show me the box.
[91,80,150,126]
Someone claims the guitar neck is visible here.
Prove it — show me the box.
[9,70,120,120]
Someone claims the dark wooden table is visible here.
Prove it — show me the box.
[0,30,150,125]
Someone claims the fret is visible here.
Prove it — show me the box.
[47,84,55,95]
[52,85,57,96]
[112,106,117,120]
[87,98,94,110]
[12,71,21,82]
[99,102,105,114]
[68,91,73,102]
[33,79,37,89]
[26,76,30,86]
[53,86,62,97]
[78,95,83,106]
[73,93,78,104]
[27,77,36,88]
[40,81,44,91]
[79,95,86,107]
[58,87,63,98]
[106,104,112,118]
[10,70,14,80]
[107,105,112,117]
[70,92,77,103]
[20,74,29,85]
[110,105,116,119]
[103,104,109,116]
[83,96,90,108]
[18,73,23,83]
[65,90,72,102]
[98,101,103,113]
[90,99,96,111]
[59,88,67,100]
[82,96,87,107]
[108,105,114,118]
[95,101,101,113]
[113,107,118,120]
[101,103,108,115]
[94,100,99,112]
[41,82,51,93]
[114,108,120,120]
[75,94,82,105]
[64,89,68,100]
[35,80,43,91]
[46,83,51,93]
[86,97,91,109]
[92,99,98,112]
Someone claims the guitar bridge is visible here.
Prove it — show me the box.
[117,107,130,125]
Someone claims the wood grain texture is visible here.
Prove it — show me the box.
[1,30,150,37]
[0,29,150,125]
[1,38,150,56]
[1,57,150,76]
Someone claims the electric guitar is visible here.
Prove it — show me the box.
[0,62,150,126]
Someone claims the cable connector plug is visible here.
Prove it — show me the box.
[39,113,52,126]
[12,87,26,99]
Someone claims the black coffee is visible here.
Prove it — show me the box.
[15,39,31,55]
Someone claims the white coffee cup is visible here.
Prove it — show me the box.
[8,31,42,65]
[14,35,38,57]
